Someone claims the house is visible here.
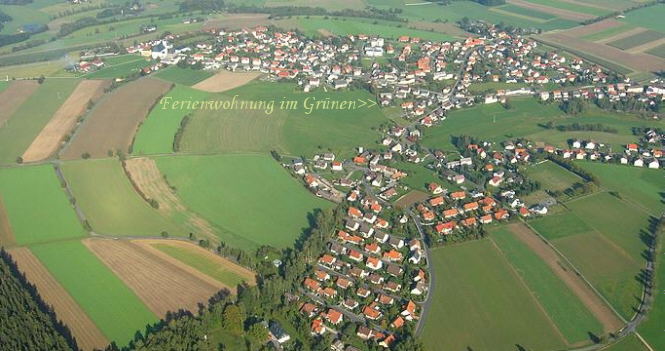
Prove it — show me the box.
[269,321,291,344]
[648,159,660,169]
[326,309,343,325]
[366,256,383,270]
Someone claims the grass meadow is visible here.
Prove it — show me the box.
[608,30,664,50]
[153,67,213,86]
[31,240,156,345]
[0,165,85,245]
[421,239,567,351]
[179,81,389,159]
[62,159,187,237]
[620,4,665,34]
[0,78,78,164]
[155,153,333,250]
[491,226,603,344]
[524,160,582,192]
[132,85,209,155]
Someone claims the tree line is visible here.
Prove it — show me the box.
[0,248,77,351]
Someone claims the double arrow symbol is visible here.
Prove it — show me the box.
[356,98,378,109]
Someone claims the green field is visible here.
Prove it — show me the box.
[578,162,665,215]
[133,85,209,155]
[422,239,567,351]
[391,161,458,192]
[582,23,635,42]
[62,159,187,237]
[0,78,79,164]
[296,16,457,41]
[155,153,333,250]
[531,190,651,320]
[84,56,150,79]
[620,4,665,34]
[154,244,249,287]
[602,334,649,351]
[153,67,213,86]
[496,4,556,20]
[608,30,664,50]
[524,160,582,192]
[638,213,665,350]
[179,81,389,159]
[0,165,85,246]
[421,98,663,152]
[31,240,156,345]
[491,226,603,344]
[366,0,577,31]
[0,80,8,92]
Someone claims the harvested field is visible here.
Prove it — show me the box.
[394,190,430,209]
[83,238,228,317]
[0,197,15,246]
[22,80,110,162]
[506,0,594,21]
[124,157,216,238]
[62,78,172,160]
[596,27,647,44]
[627,37,665,54]
[509,223,624,332]
[192,71,261,93]
[538,33,665,73]
[203,13,297,32]
[0,80,39,128]
[8,247,108,351]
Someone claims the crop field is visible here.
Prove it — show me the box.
[608,30,665,50]
[491,225,609,342]
[602,334,649,351]
[524,160,582,192]
[578,162,665,215]
[0,165,85,246]
[515,0,610,17]
[132,85,209,155]
[494,4,556,21]
[581,23,635,42]
[8,247,109,351]
[155,154,333,250]
[191,70,261,93]
[63,78,172,160]
[620,4,665,34]
[646,43,665,59]
[83,238,229,317]
[22,80,110,162]
[0,80,39,127]
[422,239,568,351]
[62,159,187,237]
[148,240,256,288]
[153,67,214,86]
[83,57,151,80]
[179,81,388,159]
[30,240,157,346]
[0,79,78,164]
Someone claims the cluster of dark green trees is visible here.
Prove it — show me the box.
[0,10,11,32]
[541,121,618,134]
[0,249,77,351]
[472,0,506,5]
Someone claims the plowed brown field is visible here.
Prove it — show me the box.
[8,247,109,351]
[22,80,111,162]
[0,80,39,128]
[192,71,261,93]
[62,78,172,160]
[83,238,229,317]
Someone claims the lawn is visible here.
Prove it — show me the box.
[132,85,209,155]
[421,239,567,351]
[83,57,151,79]
[608,30,664,50]
[524,160,582,192]
[62,159,187,237]
[179,81,389,159]
[0,78,79,164]
[0,165,85,246]
[155,153,333,250]
[578,162,665,215]
[153,244,249,287]
[391,161,459,192]
[491,226,603,344]
[31,240,156,346]
[153,66,213,86]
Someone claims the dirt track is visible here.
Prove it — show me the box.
[8,247,109,351]
[124,157,216,237]
[507,0,595,21]
[22,80,110,162]
[83,238,228,317]
[192,71,261,93]
[62,78,172,160]
[0,80,39,128]
[507,223,624,333]
[0,196,15,246]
